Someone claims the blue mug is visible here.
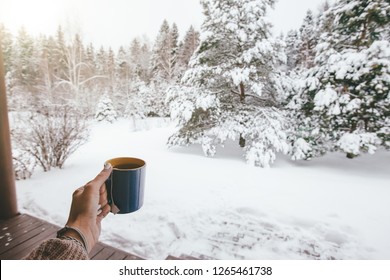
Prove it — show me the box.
[105,157,146,214]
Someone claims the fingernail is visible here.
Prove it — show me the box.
[104,163,112,170]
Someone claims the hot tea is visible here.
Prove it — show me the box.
[113,163,142,170]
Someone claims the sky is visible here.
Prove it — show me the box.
[0,0,330,49]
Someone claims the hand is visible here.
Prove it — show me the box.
[64,164,112,253]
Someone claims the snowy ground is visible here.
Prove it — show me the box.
[15,118,390,260]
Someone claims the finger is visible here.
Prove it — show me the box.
[97,204,103,215]
[99,182,107,194]
[85,164,112,192]
[99,185,108,206]
[72,186,85,197]
[97,204,111,220]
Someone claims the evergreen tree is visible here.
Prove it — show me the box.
[150,20,170,80]
[290,0,390,159]
[13,26,39,89]
[53,25,68,82]
[170,23,180,80]
[95,93,117,123]
[285,30,300,71]
[125,78,148,119]
[114,46,130,111]
[316,0,334,35]
[0,24,17,108]
[149,20,180,116]
[96,46,107,76]
[94,46,108,92]
[0,24,14,74]
[150,20,179,82]
[116,45,130,99]
[297,10,317,69]
[177,25,200,77]
[116,46,129,79]
[130,38,142,79]
[83,43,97,81]
[139,42,152,82]
[37,35,58,97]
[107,47,116,90]
[167,0,288,167]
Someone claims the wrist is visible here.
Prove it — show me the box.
[66,220,98,252]
[57,225,90,253]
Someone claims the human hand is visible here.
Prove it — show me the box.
[64,164,112,253]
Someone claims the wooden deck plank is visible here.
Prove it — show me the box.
[124,253,143,260]
[179,254,200,260]
[0,217,44,248]
[6,227,58,260]
[0,214,29,230]
[0,220,51,254]
[166,255,181,260]
[107,251,128,260]
[91,247,115,260]
[89,243,104,258]
[0,214,36,242]
[0,214,146,260]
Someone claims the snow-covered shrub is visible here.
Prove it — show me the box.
[12,105,89,171]
[338,132,379,158]
[12,149,36,180]
[95,93,117,122]
[289,138,312,161]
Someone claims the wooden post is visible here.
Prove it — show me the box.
[0,43,18,219]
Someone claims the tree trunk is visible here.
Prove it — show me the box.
[239,82,246,147]
[239,82,245,102]
[239,134,246,148]
[346,153,356,159]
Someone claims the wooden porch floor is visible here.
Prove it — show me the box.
[0,213,144,260]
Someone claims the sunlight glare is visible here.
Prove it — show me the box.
[0,0,62,35]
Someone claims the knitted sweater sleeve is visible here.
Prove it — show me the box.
[24,238,89,260]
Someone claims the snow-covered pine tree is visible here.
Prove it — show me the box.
[138,42,152,82]
[1,24,19,110]
[95,93,117,123]
[297,10,317,69]
[53,25,68,82]
[116,45,129,82]
[290,0,390,159]
[176,25,200,77]
[37,35,59,97]
[107,48,116,90]
[150,20,179,82]
[124,78,163,120]
[128,38,152,83]
[96,46,107,76]
[316,0,334,35]
[130,38,142,79]
[0,24,14,74]
[83,43,97,81]
[13,26,39,89]
[167,0,288,167]
[170,23,180,80]
[149,20,180,116]
[285,29,301,72]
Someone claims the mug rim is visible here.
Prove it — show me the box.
[105,157,146,171]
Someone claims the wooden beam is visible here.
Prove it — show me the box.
[0,41,18,219]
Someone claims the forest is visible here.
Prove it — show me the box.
[1,0,389,179]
